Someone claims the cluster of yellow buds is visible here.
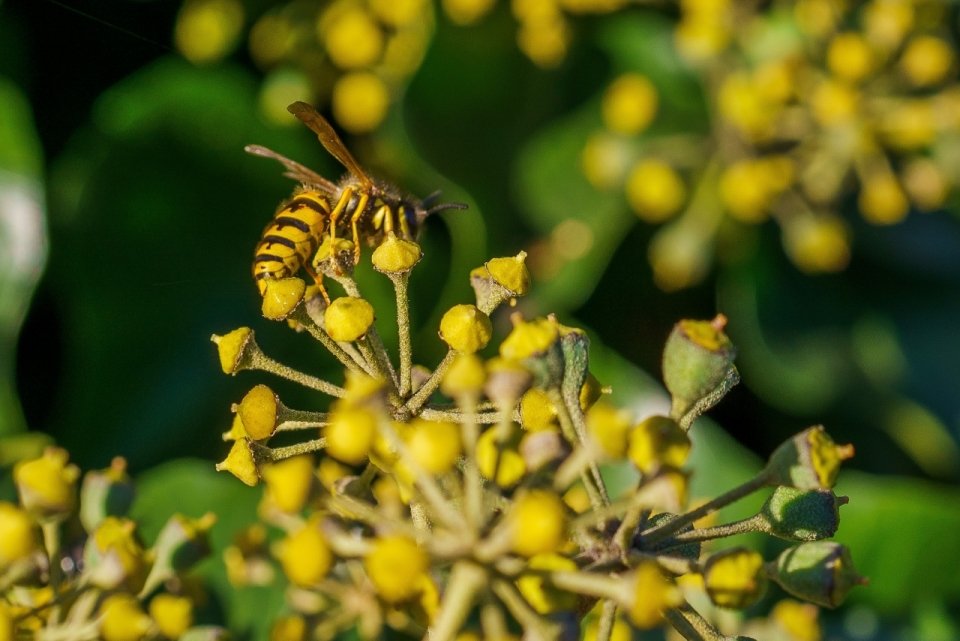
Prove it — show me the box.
[0,453,218,640]
[581,0,960,289]
[213,228,865,640]
[174,0,435,133]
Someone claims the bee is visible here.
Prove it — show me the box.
[248,102,465,300]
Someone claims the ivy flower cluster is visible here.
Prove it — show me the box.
[580,0,960,290]
[174,0,434,133]
[0,452,218,640]
[212,233,864,641]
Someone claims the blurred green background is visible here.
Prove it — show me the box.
[4,0,960,638]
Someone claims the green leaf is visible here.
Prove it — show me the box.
[132,458,285,641]
[0,77,43,179]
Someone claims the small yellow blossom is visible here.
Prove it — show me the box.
[332,72,391,134]
[477,427,527,487]
[324,407,379,465]
[14,447,79,520]
[516,553,578,613]
[626,160,686,223]
[149,595,194,639]
[278,516,333,587]
[500,318,559,361]
[441,353,487,398]
[859,173,910,225]
[626,561,681,628]
[628,415,691,473]
[216,438,261,486]
[100,594,153,641]
[519,388,559,431]
[372,233,422,273]
[703,548,768,609]
[901,36,954,87]
[408,419,462,474]
[509,489,568,557]
[325,297,376,342]
[262,454,316,514]
[0,502,37,570]
[440,304,493,353]
[365,536,430,602]
[586,403,632,457]
[602,73,658,135]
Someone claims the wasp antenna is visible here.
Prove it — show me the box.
[421,190,443,206]
[426,202,469,215]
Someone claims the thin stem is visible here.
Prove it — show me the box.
[288,306,373,378]
[427,562,486,641]
[549,571,627,602]
[666,515,765,546]
[557,389,610,506]
[480,596,508,641]
[42,521,61,589]
[595,600,619,641]
[641,472,772,547]
[251,350,346,397]
[391,273,413,397]
[363,328,401,392]
[459,396,483,532]
[492,580,559,641]
[665,601,734,641]
[550,388,606,511]
[418,408,508,424]
[405,350,456,415]
[266,438,327,461]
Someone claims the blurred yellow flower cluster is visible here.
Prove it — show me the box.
[213,157,864,640]
[580,0,960,289]
[0,452,218,640]
[174,0,434,132]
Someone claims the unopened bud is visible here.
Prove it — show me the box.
[586,403,631,458]
[625,561,681,629]
[477,425,526,487]
[471,252,531,313]
[84,517,148,591]
[325,297,375,342]
[0,502,39,571]
[758,487,845,541]
[440,353,487,399]
[100,594,153,641]
[628,416,690,473]
[323,406,379,465]
[372,233,422,273]
[771,542,866,608]
[440,304,493,353]
[365,535,429,603]
[211,328,256,375]
[216,438,264,486]
[237,385,279,441]
[509,489,568,557]
[520,388,559,432]
[501,317,564,388]
[149,594,194,640]
[662,316,739,427]
[261,455,317,514]
[766,426,854,490]
[516,553,578,614]
[261,277,306,321]
[278,515,333,588]
[14,447,79,521]
[703,548,768,609]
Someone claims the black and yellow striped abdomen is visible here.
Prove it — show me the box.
[253,191,331,294]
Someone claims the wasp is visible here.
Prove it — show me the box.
[248,101,465,300]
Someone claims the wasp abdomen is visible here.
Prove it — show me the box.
[253,192,331,294]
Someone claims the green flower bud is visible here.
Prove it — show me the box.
[703,548,768,610]
[79,457,136,534]
[644,513,701,560]
[771,542,867,608]
[766,426,854,490]
[261,277,306,321]
[758,487,846,542]
[325,297,375,342]
[372,233,422,273]
[440,304,493,353]
[662,316,739,428]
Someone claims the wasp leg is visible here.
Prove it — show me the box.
[349,192,371,265]
[328,186,355,247]
[303,262,331,305]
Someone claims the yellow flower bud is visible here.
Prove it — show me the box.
[318,457,352,489]
[703,548,768,609]
[602,73,658,135]
[500,318,559,361]
[902,158,949,211]
[261,277,305,320]
[365,535,429,602]
[477,427,527,487]
[332,72,390,135]
[720,160,774,223]
[278,515,333,587]
[342,370,387,405]
[212,327,254,374]
[262,455,316,514]
[216,438,261,486]
[516,553,578,614]
[625,159,686,223]
[579,372,605,411]
[372,232,422,273]
[881,100,936,151]
[562,484,591,514]
[237,384,278,441]
[439,304,493,353]
[626,561,681,628]
[174,0,244,65]
[149,594,193,640]
[325,297,375,342]
[324,407,379,465]
[271,615,308,641]
[0,502,37,570]
[0,603,12,641]
[222,414,247,441]
[771,599,821,641]
[408,419,462,474]
[519,388,558,432]
[440,353,487,398]
[901,36,954,87]
[321,7,383,70]
[517,14,570,69]
[859,173,909,225]
[628,416,691,473]
[585,403,632,457]
[485,252,531,295]
[14,447,79,520]
[442,0,497,25]
[810,80,859,126]
[86,517,148,592]
[782,214,850,274]
[509,489,567,557]
[583,615,631,641]
[826,33,874,83]
[100,594,153,641]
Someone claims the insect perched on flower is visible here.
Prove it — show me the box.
[248,101,465,301]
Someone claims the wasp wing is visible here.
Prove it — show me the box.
[244,145,339,194]
[287,102,375,190]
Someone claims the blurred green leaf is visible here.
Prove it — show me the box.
[132,458,285,640]
[0,77,43,179]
